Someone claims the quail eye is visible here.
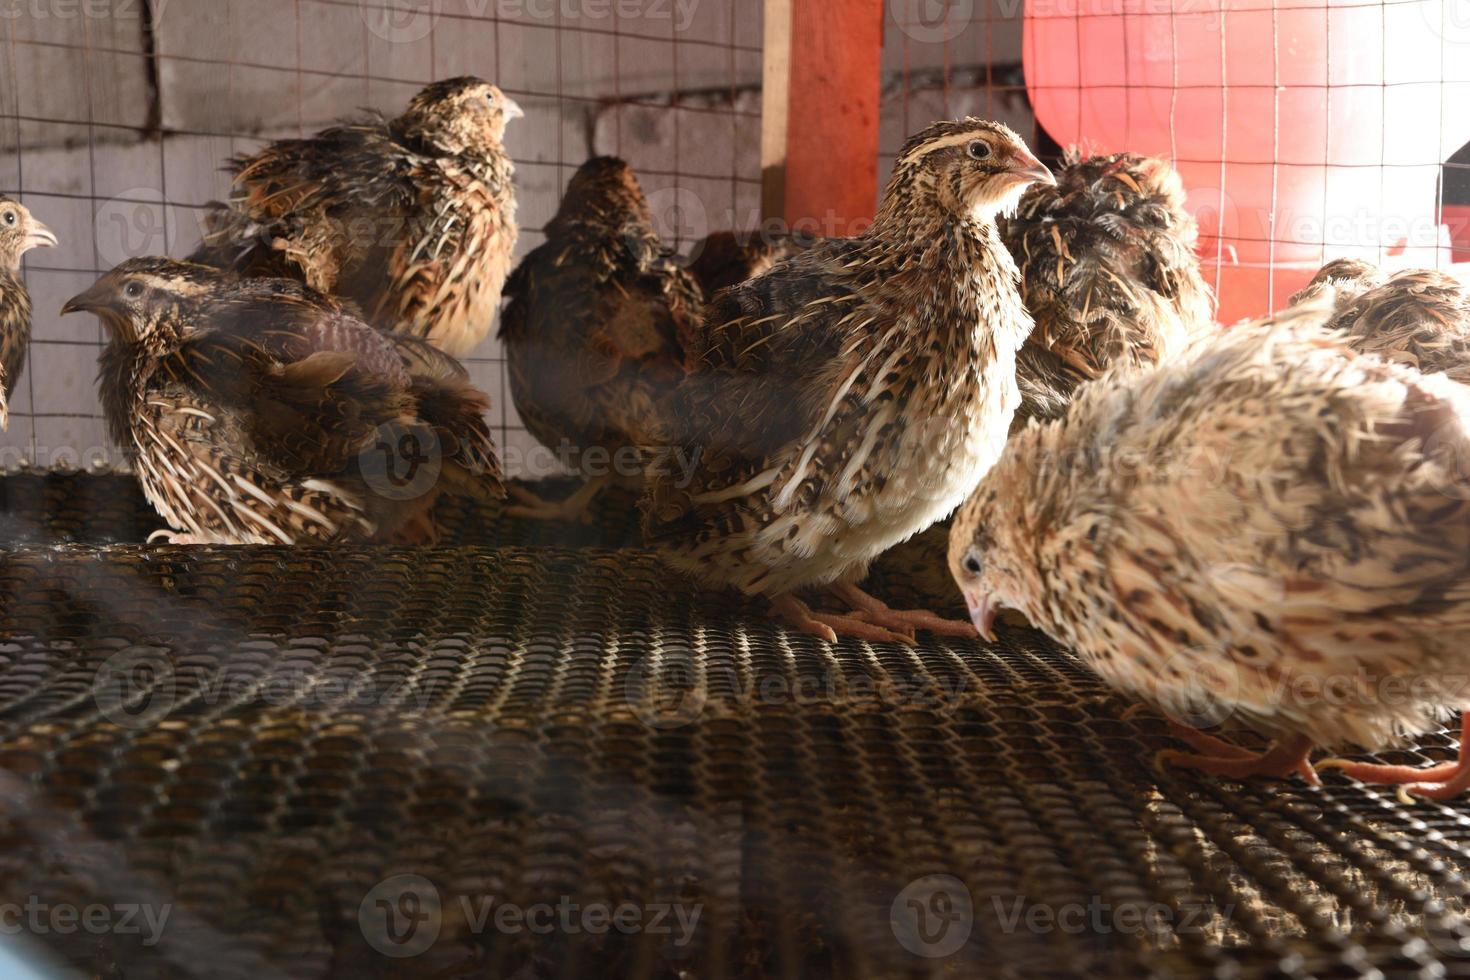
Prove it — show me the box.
[2,212,14,226]
[967,141,992,161]
[124,281,144,299]
[963,553,983,575]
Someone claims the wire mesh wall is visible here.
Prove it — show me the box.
[6,0,1470,462]
[0,0,763,476]
[885,0,1470,325]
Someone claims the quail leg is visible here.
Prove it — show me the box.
[827,582,978,638]
[770,594,916,646]
[1156,733,1320,785]
[1316,712,1470,801]
[505,475,606,524]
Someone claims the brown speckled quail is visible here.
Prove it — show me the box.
[64,258,503,546]
[498,157,705,522]
[0,196,57,429]
[1293,259,1470,382]
[1001,151,1215,427]
[192,77,521,357]
[643,118,1053,644]
[951,296,1470,798]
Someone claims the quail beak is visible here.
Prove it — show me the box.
[502,96,525,122]
[24,220,58,251]
[964,591,1000,643]
[1007,149,1055,187]
[61,282,110,317]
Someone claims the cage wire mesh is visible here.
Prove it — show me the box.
[0,0,763,476]
[4,1,1470,978]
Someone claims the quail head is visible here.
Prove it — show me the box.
[1296,259,1470,382]
[643,118,1054,644]
[950,299,1470,798]
[193,76,521,357]
[0,196,58,429]
[65,258,503,546]
[498,157,705,523]
[1001,151,1215,427]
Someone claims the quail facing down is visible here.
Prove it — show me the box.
[0,196,58,429]
[1294,259,1470,382]
[950,300,1470,798]
[64,258,503,546]
[1001,151,1215,427]
[685,229,815,298]
[643,119,1054,644]
[193,77,521,357]
[498,157,705,522]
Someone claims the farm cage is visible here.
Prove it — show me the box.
[1,1,1470,978]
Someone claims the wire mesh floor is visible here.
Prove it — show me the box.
[0,475,1469,979]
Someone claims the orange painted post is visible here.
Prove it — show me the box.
[761,0,885,238]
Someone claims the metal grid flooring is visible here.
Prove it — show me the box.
[0,473,1468,979]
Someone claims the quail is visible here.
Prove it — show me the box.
[192,77,521,357]
[643,119,1054,644]
[1294,260,1470,382]
[950,299,1470,798]
[498,157,705,522]
[0,196,58,429]
[1001,151,1215,427]
[64,258,504,546]
[685,229,814,298]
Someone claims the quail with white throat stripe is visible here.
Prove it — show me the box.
[644,118,1053,644]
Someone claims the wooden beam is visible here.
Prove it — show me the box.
[760,0,793,224]
[761,0,885,237]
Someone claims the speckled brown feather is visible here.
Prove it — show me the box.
[644,119,1048,599]
[0,196,57,430]
[952,299,1470,751]
[1296,261,1470,382]
[76,258,503,545]
[192,77,519,357]
[0,268,29,431]
[685,229,815,298]
[499,158,703,479]
[1001,151,1215,426]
